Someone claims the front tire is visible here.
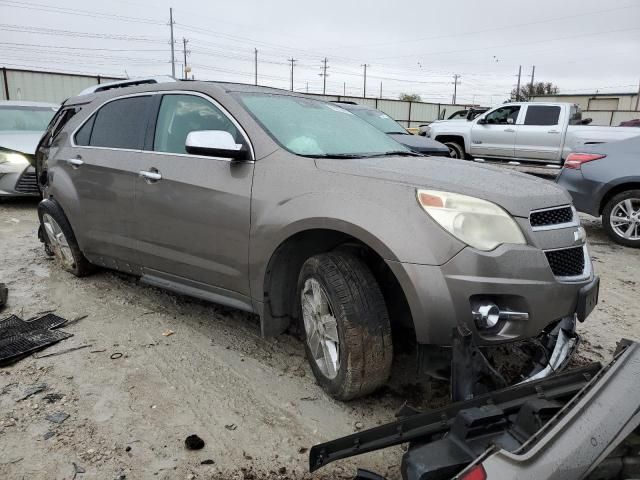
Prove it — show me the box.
[602,190,640,248]
[297,252,393,400]
[37,200,94,276]
[443,141,465,159]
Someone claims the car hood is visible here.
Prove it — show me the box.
[0,131,43,155]
[387,133,449,154]
[315,156,571,218]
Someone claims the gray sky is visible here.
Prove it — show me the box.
[1,0,639,105]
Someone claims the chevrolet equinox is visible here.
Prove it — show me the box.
[35,79,599,400]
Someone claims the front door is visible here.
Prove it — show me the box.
[56,95,154,269]
[514,105,564,162]
[470,105,521,158]
[133,93,254,298]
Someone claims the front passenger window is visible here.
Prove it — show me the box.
[154,94,241,155]
[484,106,520,125]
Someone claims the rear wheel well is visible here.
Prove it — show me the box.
[263,229,415,346]
[599,182,640,215]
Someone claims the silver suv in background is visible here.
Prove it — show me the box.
[36,80,599,400]
[0,101,58,196]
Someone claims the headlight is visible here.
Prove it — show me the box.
[0,150,29,166]
[417,189,526,251]
[423,125,431,137]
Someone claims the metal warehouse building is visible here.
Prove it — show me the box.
[531,92,639,126]
[1,68,122,103]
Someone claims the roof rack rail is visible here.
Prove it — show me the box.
[78,76,177,96]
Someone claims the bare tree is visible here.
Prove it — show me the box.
[399,93,422,102]
[511,82,559,101]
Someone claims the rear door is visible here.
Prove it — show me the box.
[469,105,521,158]
[514,105,564,162]
[133,92,254,299]
[55,94,154,269]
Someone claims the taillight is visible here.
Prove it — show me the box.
[459,465,487,480]
[564,152,606,169]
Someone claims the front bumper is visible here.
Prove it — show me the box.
[0,165,40,197]
[387,243,596,346]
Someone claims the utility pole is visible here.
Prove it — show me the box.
[343,82,346,96]
[254,48,258,85]
[306,82,309,93]
[361,64,370,98]
[635,78,640,111]
[182,38,189,80]
[452,74,461,104]
[515,65,522,101]
[288,58,297,91]
[379,81,382,99]
[319,58,329,95]
[169,7,175,78]
[529,65,536,100]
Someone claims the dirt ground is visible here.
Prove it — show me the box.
[1,196,639,480]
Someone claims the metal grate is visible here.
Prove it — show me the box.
[530,206,573,228]
[15,171,39,194]
[545,246,585,277]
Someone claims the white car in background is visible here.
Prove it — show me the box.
[424,102,640,164]
[0,100,59,197]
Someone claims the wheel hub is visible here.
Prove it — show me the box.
[610,198,640,240]
[42,214,75,269]
[301,278,340,379]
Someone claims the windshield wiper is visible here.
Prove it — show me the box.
[302,153,369,159]
[385,131,409,135]
[367,150,423,157]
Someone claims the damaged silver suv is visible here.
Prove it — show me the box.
[35,78,599,400]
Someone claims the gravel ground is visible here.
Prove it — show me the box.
[1,197,638,480]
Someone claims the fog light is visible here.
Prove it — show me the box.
[474,303,500,329]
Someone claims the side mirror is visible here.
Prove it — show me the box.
[185,130,248,160]
[477,118,487,125]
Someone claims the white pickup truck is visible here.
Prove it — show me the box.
[424,102,640,164]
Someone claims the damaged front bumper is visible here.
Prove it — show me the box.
[309,339,640,480]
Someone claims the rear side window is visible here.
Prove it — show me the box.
[74,115,95,146]
[524,106,560,126]
[89,96,152,150]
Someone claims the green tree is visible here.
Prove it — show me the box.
[399,93,422,102]
[511,82,559,101]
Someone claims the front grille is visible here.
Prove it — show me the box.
[15,171,39,194]
[530,206,573,228]
[545,246,585,277]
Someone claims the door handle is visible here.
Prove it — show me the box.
[66,158,84,168]
[139,170,162,182]
[548,130,560,134]
[504,128,515,133]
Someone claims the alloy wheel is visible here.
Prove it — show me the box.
[42,214,76,270]
[610,198,640,241]
[301,278,340,379]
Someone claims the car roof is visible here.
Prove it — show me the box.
[66,79,314,106]
[0,100,59,108]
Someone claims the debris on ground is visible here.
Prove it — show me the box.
[15,383,47,401]
[33,343,93,359]
[43,392,64,403]
[72,462,86,480]
[45,411,69,424]
[201,459,215,465]
[43,431,55,440]
[185,434,205,450]
[225,423,237,431]
[0,313,72,366]
[162,329,175,337]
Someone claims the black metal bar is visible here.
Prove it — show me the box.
[309,363,601,472]
[2,67,9,100]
